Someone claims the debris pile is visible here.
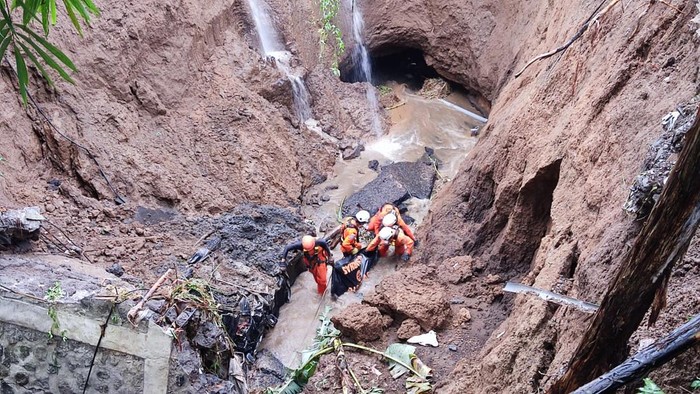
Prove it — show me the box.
[418,78,451,99]
[132,205,315,392]
[624,99,699,218]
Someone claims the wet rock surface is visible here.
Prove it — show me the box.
[342,152,437,215]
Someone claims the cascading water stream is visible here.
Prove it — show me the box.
[246,0,312,122]
[347,0,383,135]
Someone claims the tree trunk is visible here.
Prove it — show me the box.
[572,313,700,393]
[548,109,700,394]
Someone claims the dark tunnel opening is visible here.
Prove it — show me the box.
[340,45,491,116]
[340,46,440,90]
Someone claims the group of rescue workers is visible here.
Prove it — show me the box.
[281,203,417,295]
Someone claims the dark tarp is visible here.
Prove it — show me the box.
[331,249,378,297]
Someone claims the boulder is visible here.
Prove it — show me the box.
[364,265,450,330]
[331,304,387,342]
[342,154,436,215]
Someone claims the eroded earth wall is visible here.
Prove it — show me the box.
[361,0,700,392]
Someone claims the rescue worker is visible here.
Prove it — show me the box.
[355,209,374,246]
[282,235,333,295]
[340,217,363,257]
[366,219,414,261]
[366,203,416,242]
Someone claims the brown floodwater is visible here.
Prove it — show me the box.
[260,84,485,367]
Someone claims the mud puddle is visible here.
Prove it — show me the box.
[261,84,485,368]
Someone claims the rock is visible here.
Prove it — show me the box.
[448,344,458,352]
[45,204,56,213]
[342,144,364,160]
[454,308,472,327]
[15,372,29,386]
[193,321,224,349]
[146,299,166,313]
[247,349,286,391]
[368,160,379,171]
[437,255,474,284]
[342,156,436,215]
[485,274,502,284]
[175,307,197,327]
[364,265,450,330]
[106,263,125,277]
[164,306,178,324]
[331,304,385,342]
[397,318,422,340]
[450,298,465,304]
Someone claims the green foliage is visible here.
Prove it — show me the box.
[691,378,700,390]
[266,308,433,394]
[0,0,99,104]
[638,378,664,394]
[377,85,392,96]
[45,281,67,340]
[45,280,64,301]
[317,0,343,75]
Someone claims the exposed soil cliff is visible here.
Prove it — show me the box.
[357,0,700,392]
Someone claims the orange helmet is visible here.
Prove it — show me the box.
[301,235,316,251]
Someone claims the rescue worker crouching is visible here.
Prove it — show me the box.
[354,209,374,246]
[366,215,414,261]
[340,217,363,257]
[281,235,333,295]
[367,203,417,242]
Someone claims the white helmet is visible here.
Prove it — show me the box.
[379,226,396,241]
[382,213,397,227]
[355,210,370,223]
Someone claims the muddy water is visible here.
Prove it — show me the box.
[260,85,485,368]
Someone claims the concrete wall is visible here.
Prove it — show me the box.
[0,255,172,394]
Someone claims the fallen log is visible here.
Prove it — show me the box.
[0,206,44,246]
[573,313,700,393]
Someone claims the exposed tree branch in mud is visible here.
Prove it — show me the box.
[386,101,406,110]
[127,269,173,325]
[572,313,700,393]
[548,108,700,393]
[514,0,620,78]
[2,58,125,204]
[333,339,356,394]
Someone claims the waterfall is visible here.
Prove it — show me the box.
[348,0,382,135]
[246,0,312,122]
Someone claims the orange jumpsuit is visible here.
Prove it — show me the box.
[366,228,414,258]
[340,226,362,256]
[366,204,416,241]
[303,247,330,294]
[283,239,332,294]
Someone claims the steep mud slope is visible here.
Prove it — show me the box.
[0,0,379,212]
[403,1,700,393]
[0,0,383,278]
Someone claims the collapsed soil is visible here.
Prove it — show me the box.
[1,0,700,392]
